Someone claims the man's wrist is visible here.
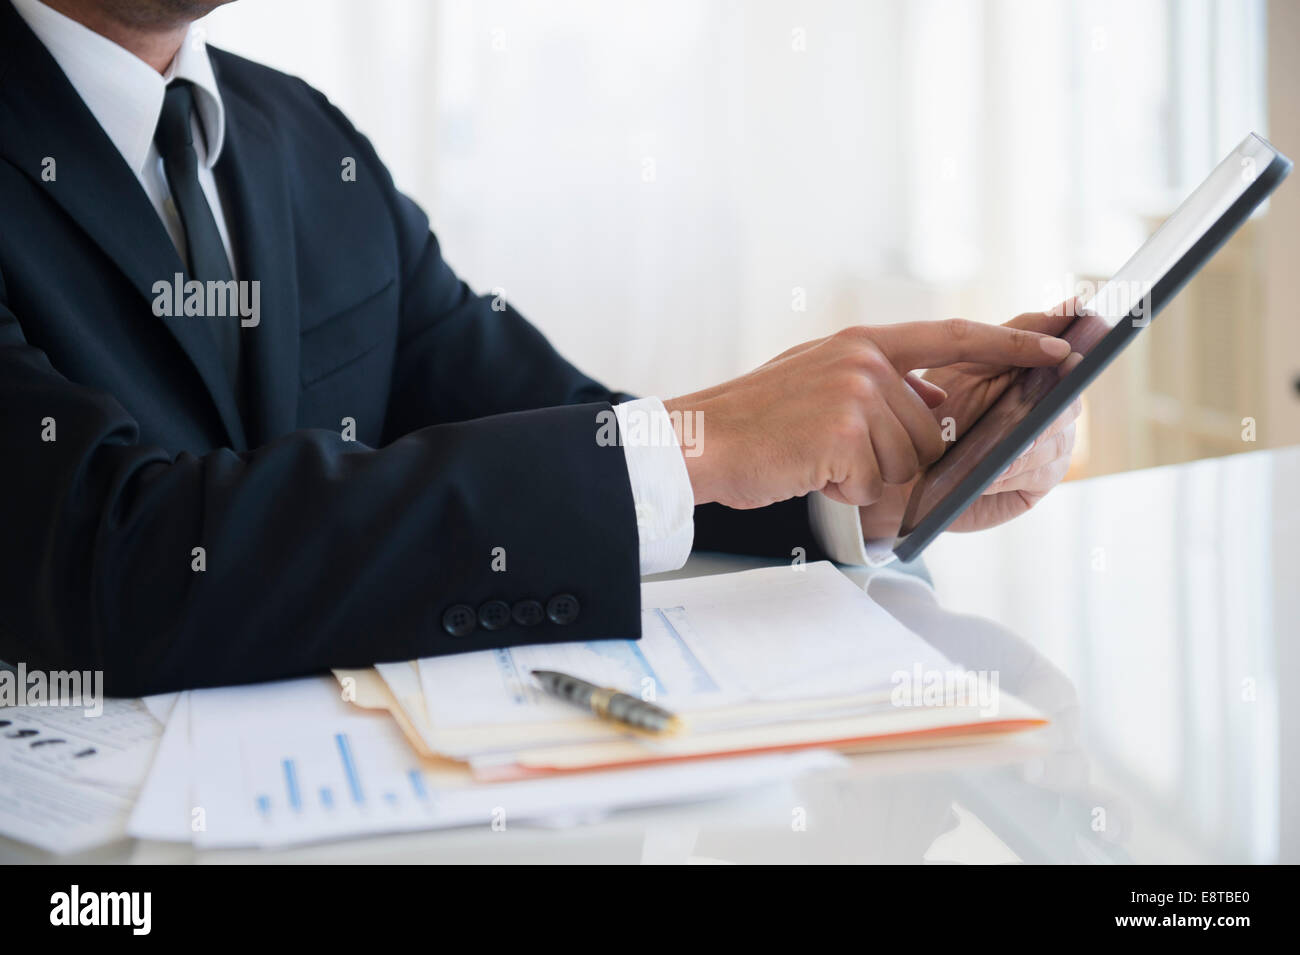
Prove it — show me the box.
[663,394,716,506]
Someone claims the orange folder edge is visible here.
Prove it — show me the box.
[475,717,1049,782]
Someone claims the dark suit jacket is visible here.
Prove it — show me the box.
[0,0,828,696]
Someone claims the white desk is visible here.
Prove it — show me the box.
[4,445,1296,863]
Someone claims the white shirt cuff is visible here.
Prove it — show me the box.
[613,397,695,575]
[807,490,896,567]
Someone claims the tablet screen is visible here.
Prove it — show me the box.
[897,134,1284,544]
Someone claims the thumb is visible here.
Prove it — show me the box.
[904,373,947,408]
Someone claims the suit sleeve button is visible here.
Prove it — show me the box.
[477,599,511,631]
[545,593,580,625]
[442,604,477,637]
[511,599,545,627]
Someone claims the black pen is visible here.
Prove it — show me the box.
[531,669,683,735]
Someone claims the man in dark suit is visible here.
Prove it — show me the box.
[0,0,1080,696]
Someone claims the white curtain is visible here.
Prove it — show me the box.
[205,0,1266,398]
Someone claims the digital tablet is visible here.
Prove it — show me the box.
[893,132,1292,563]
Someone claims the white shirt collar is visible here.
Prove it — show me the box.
[11,0,225,177]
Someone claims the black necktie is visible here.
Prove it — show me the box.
[154,80,242,398]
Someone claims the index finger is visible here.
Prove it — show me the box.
[874,318,1072,371]
[1004,297,1084,337]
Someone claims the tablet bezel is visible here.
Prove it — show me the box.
[892,133,1293,563]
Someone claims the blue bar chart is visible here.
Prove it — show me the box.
[244,724,437,834]
[188,677,469,847]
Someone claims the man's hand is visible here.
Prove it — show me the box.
[663,320,1071,511]
[859,301,1085,539]
[857,398,1081,537]
[947,397,1081,529]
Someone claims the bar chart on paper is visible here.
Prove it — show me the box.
[232,726,439,841]
[188,678,445,847]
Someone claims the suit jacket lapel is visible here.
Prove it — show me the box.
[210,65,301,448]
[0,0,248,448]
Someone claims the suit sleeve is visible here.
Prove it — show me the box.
[0,256,641,696]
[693,499,831,561]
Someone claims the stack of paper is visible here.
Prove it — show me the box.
[0,698,163,853]
[2,561,1045,852]
[125,675,841,848]
[364,563,1046,781]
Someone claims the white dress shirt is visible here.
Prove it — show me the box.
[15,0,888,576]
[13,0,235,276]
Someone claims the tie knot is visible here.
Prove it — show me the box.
[155,81,197,161]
